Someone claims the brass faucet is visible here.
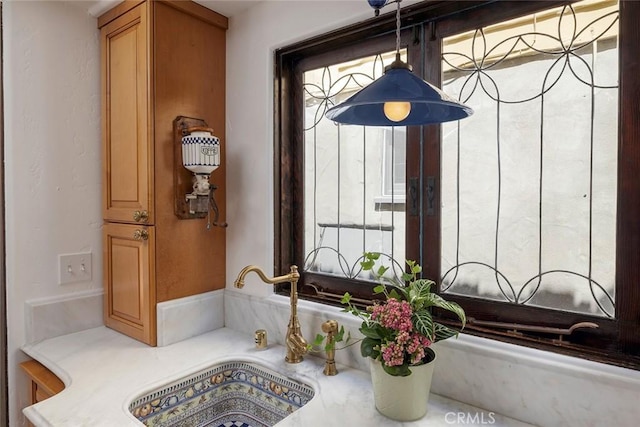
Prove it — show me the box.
[234,265,308,363]
[321,320,339,376]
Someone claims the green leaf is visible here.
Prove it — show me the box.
[388,287,406,301]
[382,363,411,377]
[324,341,335,352]
[373,285,386,295]
[342,329,351,345]
[341,292,352,304]
[361,252,381,271]
[366,252,381,261]
[434,323,459,342]
[376,265,389,277]
[412,279,434,297]
[412,310,435,339]
[424,293,467,325]
[312,333,325,346]
[335,325,346,343]
[401,272,413,282]
[360,324,383,339]
[360,337,380,359]
[360,259,375,271]
[408,287,418,302]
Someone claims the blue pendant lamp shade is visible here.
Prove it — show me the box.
[326,0,473,126]
[325,55,473,126]
[368,0,388,7]
[368,0,389,16]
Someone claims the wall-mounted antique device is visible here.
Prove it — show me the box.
[174,116,227,229]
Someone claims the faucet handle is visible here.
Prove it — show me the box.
[285,333,308,364]
[322,319,338,334]
[322,320,339,376]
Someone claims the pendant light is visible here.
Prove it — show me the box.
[325,0,473,126]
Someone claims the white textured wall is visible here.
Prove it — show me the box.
[225,0,400,294]
[3,1,102,425]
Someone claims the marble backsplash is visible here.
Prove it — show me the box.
[25,289,225,347]
[25,287,640,426]
[224,290,640,427]
[25,289,104,344]
[156,289,224,346]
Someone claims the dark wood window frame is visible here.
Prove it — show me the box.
[275,0,640,369]
[1,2,8,423]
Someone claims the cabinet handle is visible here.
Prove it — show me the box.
[133,229,149,241]
[133,210,149,223]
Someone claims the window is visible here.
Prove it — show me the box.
[376,127,406,206]
[275,0,640,368]
[439,2,619,318]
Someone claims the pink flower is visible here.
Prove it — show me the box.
[371,298,413,332]
[396,330,410,344]
[381,342,404,366]
[407,334,432,364]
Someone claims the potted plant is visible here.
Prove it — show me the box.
[342,252,466,421]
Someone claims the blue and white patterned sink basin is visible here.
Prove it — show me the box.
[129,361,315,427]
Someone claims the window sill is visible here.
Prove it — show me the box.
[373,195,405,212]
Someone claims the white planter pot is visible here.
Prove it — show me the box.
[369,349,436,421]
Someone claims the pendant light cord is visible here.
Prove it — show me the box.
[385,0,410,71]
[395,0,401,55]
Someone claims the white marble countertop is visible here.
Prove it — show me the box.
[22,327,533,427]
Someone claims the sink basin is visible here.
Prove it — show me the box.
[129,360,314,427]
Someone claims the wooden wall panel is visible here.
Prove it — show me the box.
[153,1,227,302]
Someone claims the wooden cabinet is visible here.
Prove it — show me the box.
[20,360,65,414]
[101,2,151,224]
[99,0,228,346]
[103,222,155,344]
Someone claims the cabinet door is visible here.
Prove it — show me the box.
[103,223,156,345]
[101,3,153,224]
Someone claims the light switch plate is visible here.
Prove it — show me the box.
[59,252,92,285]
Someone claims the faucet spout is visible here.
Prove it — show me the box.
[234,265,300,289]
[233,265,307,363]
